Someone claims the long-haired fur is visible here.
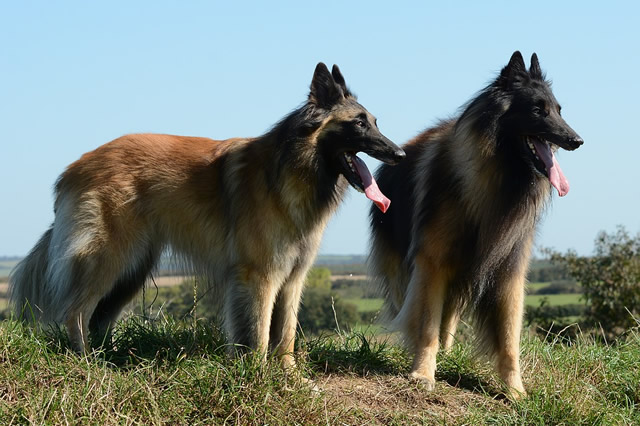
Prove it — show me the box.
[10,62,404,362]
[368,51,583,397]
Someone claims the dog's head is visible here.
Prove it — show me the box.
[496,51,583,197]
[309,63,405,212]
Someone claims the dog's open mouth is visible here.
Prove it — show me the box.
[340,152,391,212]
[526,137,570,197]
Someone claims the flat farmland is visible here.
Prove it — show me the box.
[0,260,19,278]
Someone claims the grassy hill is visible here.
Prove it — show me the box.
[0,317,638,424]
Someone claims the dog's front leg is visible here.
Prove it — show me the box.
[269,266,308,370]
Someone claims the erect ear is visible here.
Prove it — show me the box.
[497,51,528,88]
[506,51,526,72]
[331,64,352,98]
[309,62,345,108]
[529,53,543,79]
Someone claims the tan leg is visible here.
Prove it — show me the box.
[270,278,305,369]
[405,262,450,390]
[439,305,460,351]
[66,311,90,353]
[224,276,279,358]
[495,250,531,398]
[271,251,321,368]
[250,284,279,357]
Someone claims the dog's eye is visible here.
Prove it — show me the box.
[355,120,366,128]
[533,106,548,117]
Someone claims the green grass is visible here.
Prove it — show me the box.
[1,316,638,424]
[525,293,584,307]
[0,318,324,424]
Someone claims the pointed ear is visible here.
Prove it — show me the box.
[498,51,527,87]
[331,64,352,98]
[309,62,344,108]
[529,53,543,79]
[507,51,526,71]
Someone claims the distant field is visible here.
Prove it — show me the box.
[341,280,582,316]
[344,298,384,312]
[527,282,551,292]
[343,293,583,314]
[316,254,366,265]
[525,293,584,306]
[0,265,584,318]
[0,260,19,278]
[0,281,8,312]
[150,275,191,287]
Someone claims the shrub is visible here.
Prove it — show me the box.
[547,227,640,339]
[298,287,359,334]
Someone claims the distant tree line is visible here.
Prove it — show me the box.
[297,267,367,333]
[526,259,571,283]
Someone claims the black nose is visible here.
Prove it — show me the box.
[394,148,406,161]
[570,136,584,149]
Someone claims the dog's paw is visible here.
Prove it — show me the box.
[409,371,436,391]
[302,376,321,393]
[506,385,527,400]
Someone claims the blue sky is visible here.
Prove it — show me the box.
[1,2,639,257]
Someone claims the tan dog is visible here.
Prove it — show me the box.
[10,63,404,363]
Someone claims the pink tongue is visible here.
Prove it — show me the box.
[532,139,570,197]
[351,155,391,213]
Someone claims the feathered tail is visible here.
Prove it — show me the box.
[9,228,53,322]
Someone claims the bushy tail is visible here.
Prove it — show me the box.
[9,228,53,322]
[367,237,411,323]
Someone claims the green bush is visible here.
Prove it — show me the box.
[547,227,640,339]
[305,267,332,291]
[535,281,583,295]
[298,287,359,334]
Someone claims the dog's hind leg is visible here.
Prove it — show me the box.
[58,255,120,353]
[88,246,160,345]
[400,257,451,391]
[439,298,460,351]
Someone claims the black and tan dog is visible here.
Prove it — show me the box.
[10,63,405,367]
[369,51,583,397]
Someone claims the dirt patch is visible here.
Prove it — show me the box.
[318,374,504,423]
